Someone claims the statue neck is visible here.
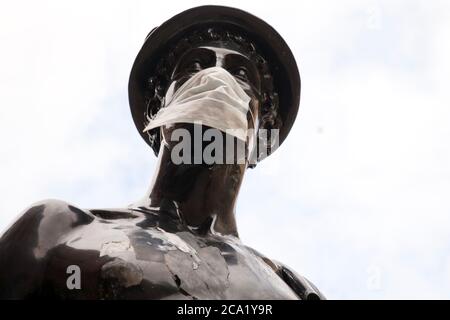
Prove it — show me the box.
[140,145,246,237]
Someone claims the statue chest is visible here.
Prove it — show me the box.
[45,221,299,299]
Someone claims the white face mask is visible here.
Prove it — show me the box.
[143,66,252,142]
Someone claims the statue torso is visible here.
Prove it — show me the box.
[0,200,300,299]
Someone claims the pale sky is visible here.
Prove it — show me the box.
[1,0,450,299]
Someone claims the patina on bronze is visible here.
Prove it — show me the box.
[0,6,324,299]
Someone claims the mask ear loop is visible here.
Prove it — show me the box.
[244,84,262,167]
[245,107,259,167]
[156,81,177,149]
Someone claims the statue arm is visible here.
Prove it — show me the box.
[272,260,325,300]
[246,245,325,300]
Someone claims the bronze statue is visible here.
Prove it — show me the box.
[0,6,324,300]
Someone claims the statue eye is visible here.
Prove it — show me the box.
[188,61,202,72]
[235,67,248,80]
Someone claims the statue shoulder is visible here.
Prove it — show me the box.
[0,199,94,245]
[245,246,325,300]
[0,199,94,298]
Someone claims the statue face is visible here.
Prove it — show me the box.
[171,43,261,130]
[160,43,262,165]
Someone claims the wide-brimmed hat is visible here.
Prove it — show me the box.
[129,5,300,160]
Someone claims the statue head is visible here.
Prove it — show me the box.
[129,6,300,167]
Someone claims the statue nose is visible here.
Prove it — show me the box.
[214,54,225,68]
